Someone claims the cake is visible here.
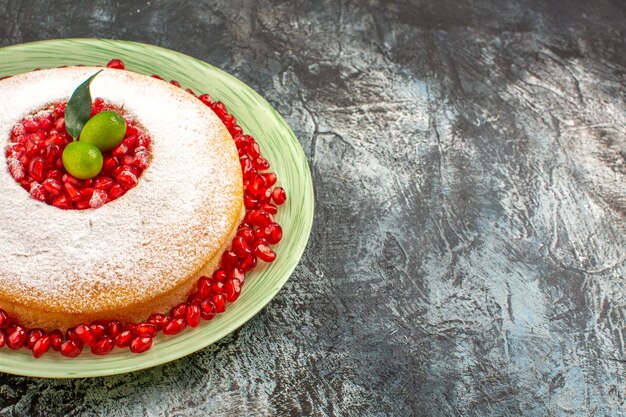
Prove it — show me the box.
[0,67,244,331]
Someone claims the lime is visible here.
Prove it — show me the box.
[80,110,127,152]
[62,141,103,180]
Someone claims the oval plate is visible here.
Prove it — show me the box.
[0,39,313,378]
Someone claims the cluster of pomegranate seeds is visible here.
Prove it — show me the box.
[0,59,286,357]
[5,98,151,209]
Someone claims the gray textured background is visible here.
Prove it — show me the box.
[0,0,625,416]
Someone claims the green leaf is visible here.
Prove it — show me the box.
[64,70,102,138]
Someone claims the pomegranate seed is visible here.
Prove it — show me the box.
[211,294,226,313]
[89,323,106,340]
[54,117,66,133]
[244,193,258,209]
[26,328,44,349]
[211,102,228,120]
[188,293,204,305]
[228,267,245,282]
[107,320,122,338]
[199,300,216,320]
[232,236,252,257]
[108,184,125,200]
[60,340,83,357]
[90,189,108,208]
[125,323,137,332]
[198,94,212,106]
[112,143,128,157]
[170,303,187,319]
[230,125,244,136]
[266,223,283,244]
[197,276,213,297]
[163,318,186,335]
[130,336,153,353]
[135,323,157,338]
[94,176,114,190]
[237,227,256,243]
[169,80,181,87]
[53,102,66,116]
[53,194,71,209]
[48,329,64,351]
[74,324,95,346]
[151,74,163,80]
[0,330,5,348]
[147,313,168,330]
[38,117,53,131]
[247,209,273,227]
[0,309,9,329]
[107,59,125,69]
[31,335,51,358]
[254,157,270,171]
[91,336,114,355]
[258,203,278,215]
[42,178,62,196]
[116,170,138,189]
[239,255,257,272]
[29,182,46,202]
[212,269,227,282]
[225,279,242,302]
[272,187,287,205]
[115,330,133,348]
[221,250,238,269]
[64,182,81,202]
[248,142,261,158]
[7,158,25,181]
[248,174,267,197]
[212,280,225,294]
[186,304,201,327]
[23,118,38,133]
[255,244,277,262]
[6,325,27,349]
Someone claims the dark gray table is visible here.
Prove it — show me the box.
[1,1,624,415]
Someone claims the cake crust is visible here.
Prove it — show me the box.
[0,67,244,330]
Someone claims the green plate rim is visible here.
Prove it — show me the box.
[0,38,314,378]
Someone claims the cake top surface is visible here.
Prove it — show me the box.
[0,67,243,314]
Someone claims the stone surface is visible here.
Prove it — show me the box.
[0,0,624,415]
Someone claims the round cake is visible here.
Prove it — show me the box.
[0,67,244,330]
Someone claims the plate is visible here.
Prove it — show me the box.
[0,39,313,378]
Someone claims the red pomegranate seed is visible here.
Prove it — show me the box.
[38,117,53,131]
[186,304,201,328]
[255,243,277,262]
[7,158,25,181]
[75,324,95,346]
[147,313,168,330]
[212,280,224,294]
[48,329,64,351]
[102,155,119,173]
[212,269,227,282]
[112,143,128,157]
[108,184,125,200]
[90,189,108,208]
[135,323,157,338]
[221,250,238,269]
[107,320,122,338]
[91,336,114,355]
[53,194,71,209]
[130,336,153,353]
[254,157,270,171]
[53,117,66,133]
[53,102,66,116]
[60,340,82,357]
[239,255,257,272]
[272,187,287,205]
[94,176,114,190]
[64,182,81,202]
[170,303,187,319]
[0,309,9,329]
[0,330,5,348]
[116,170,138,189]
[248,174,267,197]
[248,142,261,158]
[23,118,38,133]
[26,328,44,349]
[228,267,245,282]
[89,323,106,340]
[115,330,133,348]
[151,74,163,80]
[232,236,252,257]
[247,209,273,227]
[107,59,125,69]
[258,203,277,215]
[197,276,212,297]
[169,80,181,87]
[198,94,212,106]
[163,318,186,335]
[225,278,242,302]
[199,300,216,320]
[211,294,226,313]
[29,182,46,202]
[267,223,283,244]
[211,102,228,119]
[187,293,204,305]
[6,325,27,350]
[42,178,62,196]
[32,335,52,358]
[125,323,137,333]
[244,193,258,209]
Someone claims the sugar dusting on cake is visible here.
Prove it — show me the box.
[0,67,243,313]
